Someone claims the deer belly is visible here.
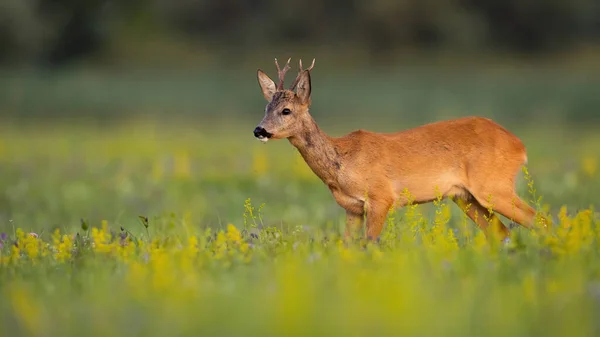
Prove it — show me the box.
[393,174,466,204]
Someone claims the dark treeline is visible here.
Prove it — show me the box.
[1,0,599,67]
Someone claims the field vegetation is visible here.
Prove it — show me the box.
[1,68,599,336]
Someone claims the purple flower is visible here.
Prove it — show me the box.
[0,233,7,241]
[119,231,128,246]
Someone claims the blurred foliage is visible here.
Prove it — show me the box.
[1,209,600,337]
[0,122,600,336]
[1,66,599,124]
[1,3,599,334]
[0,0,599,66]
[0,121,598,232]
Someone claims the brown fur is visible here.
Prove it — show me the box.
[255,59,542,242]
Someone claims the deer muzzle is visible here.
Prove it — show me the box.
[253,126,273,142]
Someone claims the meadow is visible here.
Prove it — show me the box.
[1,66,600,336]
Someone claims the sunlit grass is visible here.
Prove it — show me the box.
[0,121,599,336]
[1,199,599,336]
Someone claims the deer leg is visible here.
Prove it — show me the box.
[452,195,510,241]
[470,189,537,230]
[365,198,394,241]
[344,210,365,241]
[329,187,366,240]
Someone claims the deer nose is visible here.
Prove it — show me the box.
[253,126,272,138]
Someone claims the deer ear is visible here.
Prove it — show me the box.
[295,70,311,104]
[257,69,276,102]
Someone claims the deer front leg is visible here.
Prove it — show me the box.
[329,186,366,241]
[365,197,394,241]
[344,210,365,241]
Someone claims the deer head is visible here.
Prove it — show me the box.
[253,58,315,142]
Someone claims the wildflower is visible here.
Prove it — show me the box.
[91,221,114,254]
[119,230,129,247]
[21,233,41,261]
[186,236,199,257]
[10,244,20,263]
[54,234,73,263]
[226,224,242,244]
[212,231,227,259]
[0,232,6,249]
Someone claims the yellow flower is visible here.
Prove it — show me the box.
[150,248,176,291]
[226,224,242,244]
[10,244,20,263]
[126,261,149,299]
[55,235,73,263]
[22,234,40,261]
[52,228,61,246]
[16,228,25,242]
[213,231,228,259]
[186,235,199,256]
[9,284,43,335]
[91,221,114,254]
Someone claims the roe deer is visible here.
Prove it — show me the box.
[253,58,545,242]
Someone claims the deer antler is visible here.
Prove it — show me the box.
[274,57,292,90]
[289,58,316,91]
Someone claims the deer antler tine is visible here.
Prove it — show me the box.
[306,58,315,71]
[298,58,315,72]
[289,58,316,90]
[275,57,292,90]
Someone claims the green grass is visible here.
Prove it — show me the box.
[0,120,598,233]
[0,65,599,336]
[0,119,599,337]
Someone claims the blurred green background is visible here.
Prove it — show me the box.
[2,4,600,336]
[0,0,599,233]
[1,0,599,124]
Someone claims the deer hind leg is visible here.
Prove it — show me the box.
[469,187,536,230]
[452,194,510,240]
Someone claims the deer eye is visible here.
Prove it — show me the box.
[281,108,292,115]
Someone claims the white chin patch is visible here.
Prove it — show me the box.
[257,137,269,143]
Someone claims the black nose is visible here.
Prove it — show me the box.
[253,126,272,138]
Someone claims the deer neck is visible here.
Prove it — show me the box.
[288,117,340,185]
